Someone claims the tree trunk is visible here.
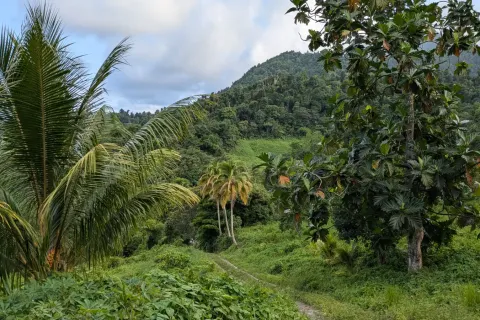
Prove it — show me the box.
[216,201,222,235]
[230,200,238,245]
[406,93,415,160]
[223,207,231,237]
[406,93,424,272]
[408,227,424,272]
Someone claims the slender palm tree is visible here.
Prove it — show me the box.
[0,4,198,288]
[217,161,253,245]
[198,163,230,236]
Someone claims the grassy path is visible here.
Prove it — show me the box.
[211,255,324,320]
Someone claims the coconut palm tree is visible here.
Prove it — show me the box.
[217,161,253,245]
[198,163,230,236]
[0,4,198,288]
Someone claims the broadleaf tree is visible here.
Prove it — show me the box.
[282,0,480,271]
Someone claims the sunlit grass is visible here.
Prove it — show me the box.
[228,138,300,165]
[222,223,480,320]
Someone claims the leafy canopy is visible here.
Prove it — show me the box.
[275,0,480,269]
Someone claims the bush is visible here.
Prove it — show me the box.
[384,286,403,307]
[269,263,283,275]
[335,244,360,269]
[283,243,301,254]
[461,284,480,309]
[234,188,272,226]
[122,233,144,257]
[143,219,165,249]
[172,177,192,187]
[319,234,337,260]
[164,209,196,244]
[107,257,124,269]
[193,209,220,252]
[155,250,191,269]
[216,234,234,251]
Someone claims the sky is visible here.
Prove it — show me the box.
[0,0,311,112]
[1,1,480,112]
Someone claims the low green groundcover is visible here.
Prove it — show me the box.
[0,248,304,320]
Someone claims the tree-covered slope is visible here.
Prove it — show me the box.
[116,50,480,186]
[231,51,327,88]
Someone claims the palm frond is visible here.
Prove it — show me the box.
[77,39,131,116]
[0,3,200,282]
[1,4,85,206]
[122,107,198,160]
[0,27,17,80]
[0,201,43,281]
[76,183,198,262]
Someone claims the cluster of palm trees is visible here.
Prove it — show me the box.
[0,4,198,291]
[198,161,253,245]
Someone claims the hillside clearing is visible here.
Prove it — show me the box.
[228,138,300,165]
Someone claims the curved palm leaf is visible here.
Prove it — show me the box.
[0,4,199,285]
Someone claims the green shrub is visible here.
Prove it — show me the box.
[194,219,220,252]
[336,244,360,269]
[283,243,301,254]
[319,234,337,260]
[122,233,144,257]
[155,250,191,269]
[107,257,124,269]
[143,219,165,249]
[461,284,480,309]
[164,210,196,244]
[269,263,283,275]
[216,234,234,251]
[234,188,272,226]
[192,202,221,252]
[384,286,403,307]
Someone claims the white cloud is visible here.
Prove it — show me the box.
[25,0,314,110]
[46,0,197,35]
[250,9,309,65]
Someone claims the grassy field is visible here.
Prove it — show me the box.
[222,223,480,320]
[0,246,305,319]
[228,138,300,165]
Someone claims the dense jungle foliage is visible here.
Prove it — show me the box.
[3,1,480,319]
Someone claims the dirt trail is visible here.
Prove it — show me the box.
[212,256,323,320]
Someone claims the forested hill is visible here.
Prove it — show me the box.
[116,50,480,184]
[230,51,326,87]
[118,50,345,135]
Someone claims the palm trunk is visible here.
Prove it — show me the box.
[230,199,238,245]
[216,201,222,235]
[223,206,231,237]
[408,227,424,272]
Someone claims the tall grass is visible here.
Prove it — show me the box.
[222,223,480,320]
[461,283,480,309]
